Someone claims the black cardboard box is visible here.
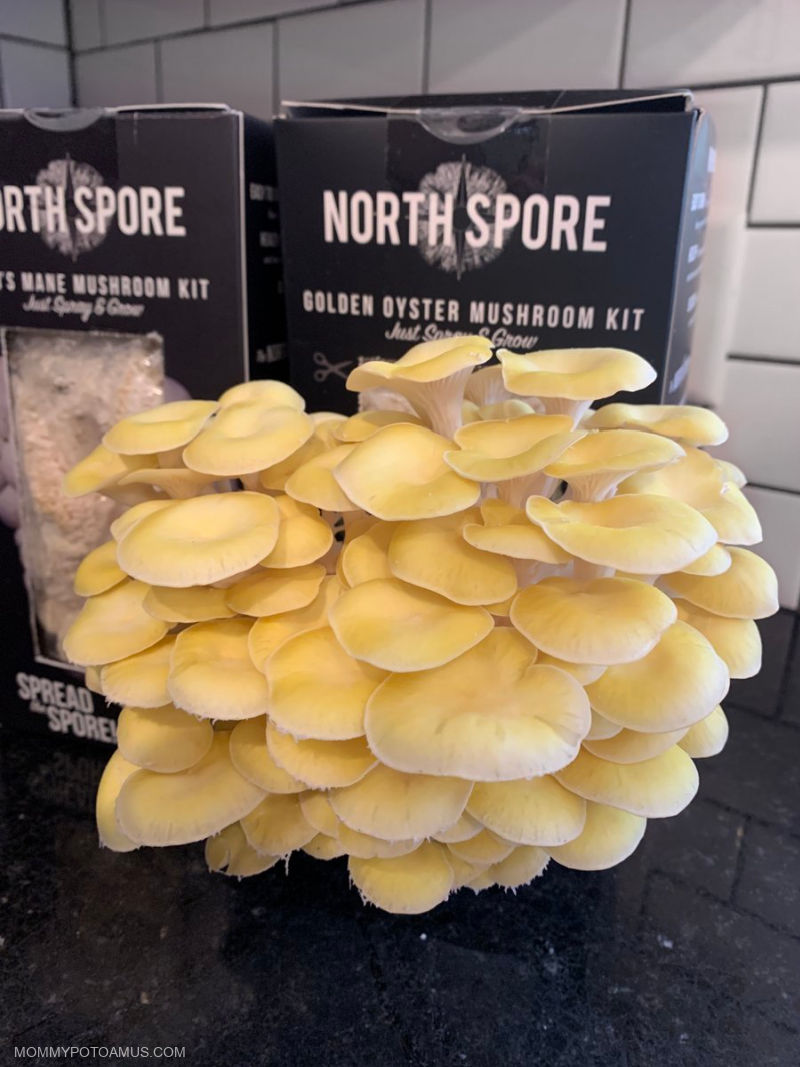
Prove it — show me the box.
[0,104,286,745]
[275,90,713,413]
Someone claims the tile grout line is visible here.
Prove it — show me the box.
[746,84,769,223]
[617,0,633,90]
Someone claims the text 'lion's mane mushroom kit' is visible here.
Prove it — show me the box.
[62,342,778,913]
[274,89,713,413]
[0,104,286,744]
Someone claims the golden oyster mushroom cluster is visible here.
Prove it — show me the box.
[63,340,779,915]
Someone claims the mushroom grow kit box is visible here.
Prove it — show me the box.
[0,104,286,746]
[275,89,713,413]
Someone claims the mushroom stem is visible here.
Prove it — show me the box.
[571,558,613,581]
[499,476,558,510]
[562,474,625,503]
[393,371,474,439]
[540,397,593,426]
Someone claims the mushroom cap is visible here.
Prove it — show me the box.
[333,409,422,442]
[347,336,492,390]
[674,599,762,678]
[463,363,509,406]
[348,841,455,914]
[387,515,518,606]
[549,801,646,870]
[229,716,306,793]
[678,706,729,758]
[168,617,269,721]
[240,792,316,855]
[103,400,219,455]
[340,522,396,586]
[266,627,385,740]
[116,732,265,846]
[329,578,493,672]
[544,428,684,482]
[246,576,343,672]
[116,467,219,499]
[585,621,729,733]
[85,666,103,694]
[583,403,729,446]
[303,834,348,861]
[365,628,590,781]
[73,540,127,597]
[462,499,571,562]
[63,444,153,497]
[218,379,305,411]
[330,763,472,841]
[259,495,333,569]
[183,402,314,476]
[205,822,279,877]
[586,710,623,740]
[535,654,607,685]
[143,584,234,624]
[266,723,377,789]
[333,424,480,521]
[259,434,326,491]
[99,634,175,708]
[445,414,580,482]
[62,579,168,666]
[676,543,732,577]
[225,562,326,617]
[336,825,417,860]
[701,484,762,546]
[117,703,214,773]
[486,846,550,890]
[525,494,717,573]
[284,444,360,512]
[95,751,140,852]
[662,547,779,619]
[467,777,586,847]
[116,491,280,588]
[554,745,698,818]
[447,829,515,865]
[498,347,656,400]
[583,725,688,764]
[510,576,677,665]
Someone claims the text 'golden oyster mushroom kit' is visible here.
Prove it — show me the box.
[276,90,713,412]
[0,104,286,745]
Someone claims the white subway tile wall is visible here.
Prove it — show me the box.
[3,0,799,605]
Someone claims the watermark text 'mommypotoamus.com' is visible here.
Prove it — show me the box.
[13,1048,185,1060]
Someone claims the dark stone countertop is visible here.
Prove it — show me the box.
[2,611,799,1067]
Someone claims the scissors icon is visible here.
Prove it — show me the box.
[313,351,352,383]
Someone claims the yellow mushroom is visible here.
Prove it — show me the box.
[467,777,587,847]
[662,547,778,619]
[498,347,656,421]
[116,466,219,499]
[99,634,176,708]
[109,499,174,541]
[673,599,761,678]
[433,811,484,843]
[73,540,127,597]
[544,428,684,502]
[549,801,646,870]
[259,495,333,569]
[586,710,623,741]
[299,792,340,837]
[329,578,493,672]
[525,494,717,574]
[246,576,343,672]
[333,424,480,520]
[584,621,729,733]
[116,491,280,587]
[182,401,313,476]
[554,746,698,818]
[583,725,688,764]
[266,627,385,739]
[583,402,728,446]
[117,704,214,773]
[387,513,518,605]
[284,444,360,512]
[462,499,571,562]
[485,846,550,891]
[333,409,422,442]
[258,434,326,491]
[143,583,234,624]
[340,522,396,586]
[303,834,348,861]
[266,722,377,789]
[103,400,219,455]
[225,562,326,617]
[229,716,306,793]
[346,336,493,437]
[336,825,417,860]
[510,576,677,664]
[365,629,590,781]
[329,763,472,840]
[63,579,168,666]
[205,822,280,877]
[63,443,154,497]
[447,829,515,865]
[218,379,305,411]
[95,750,141,852]
[348,841,455,914]
[678,706,729,758]
[676,543,732,577]
[168,618,269,721]
[116,733,265,846]
[240,792,316,855]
